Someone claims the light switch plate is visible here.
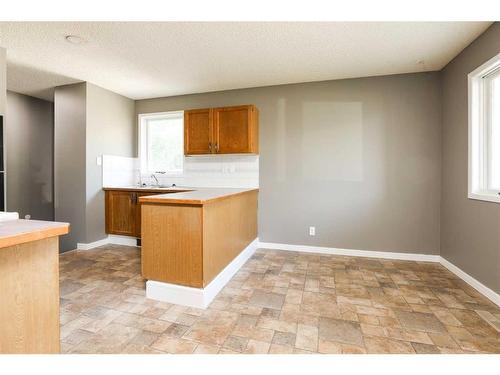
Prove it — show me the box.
[96,156,102,166]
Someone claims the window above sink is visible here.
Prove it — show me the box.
[138,111,184,176]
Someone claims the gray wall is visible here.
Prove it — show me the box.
[441,23,500,293]
[54,83,87,252]
[0,47,5,115]
[1,48,5,212]
[54,82,135,251]
[6,91,54,220]
[136,72,442,255]
[85,83,135,243]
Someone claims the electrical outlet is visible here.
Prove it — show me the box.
[309,226,316,236]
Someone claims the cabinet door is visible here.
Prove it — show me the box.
[213,105,258,154]
[105,191,136,236]
[184,108,213,155]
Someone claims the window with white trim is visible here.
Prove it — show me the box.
[468,53,500,203]
[139,111,184,174]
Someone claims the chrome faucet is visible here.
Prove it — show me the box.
[151,173,160,186]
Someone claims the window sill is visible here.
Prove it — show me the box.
[468,192,500,204]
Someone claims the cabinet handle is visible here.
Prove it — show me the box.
[209,142,212,152]
[215,143,219,152]
[131,193,137,204]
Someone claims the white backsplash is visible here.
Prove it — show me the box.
[102,154,259,189]
[102,155,140,187]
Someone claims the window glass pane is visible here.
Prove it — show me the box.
[491,75,500,189]
[146,116,183,173]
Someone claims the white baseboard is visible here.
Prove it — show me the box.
[258,241,441,262]
[77,237,110,250]
[76,234,137,250]
[146,238,259,309]
[440,257,500,307]
[107,234,137,246]
[146,281,206,309]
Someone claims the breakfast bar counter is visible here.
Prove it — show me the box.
[0,219,70,353]
[0,219,69,248]
[139,187,258,308]
[138,187,258,205]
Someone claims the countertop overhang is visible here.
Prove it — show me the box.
[138,187,258,205]
[103,186,192,194]
[0,219,70,248]
[104,186,258,205]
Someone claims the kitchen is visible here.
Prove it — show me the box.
[0,20,499,360]
[104,104,260,308]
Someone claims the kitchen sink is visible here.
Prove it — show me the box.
[141,184,178,189]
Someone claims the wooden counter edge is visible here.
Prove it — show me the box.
[0,224,70,249]
[138,188,259,206]
[103,187,193,194]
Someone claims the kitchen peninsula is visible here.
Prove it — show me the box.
[139,187,258,308]
[0,219,70,353]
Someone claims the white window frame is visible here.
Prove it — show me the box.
[468,52,500,203]
[138,111,185,176]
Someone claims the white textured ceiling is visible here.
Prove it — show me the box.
[0,22,493,101]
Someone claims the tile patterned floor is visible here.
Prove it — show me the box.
[59,245,500,354]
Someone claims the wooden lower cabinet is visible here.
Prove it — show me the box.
[105,189,178,237]
[105,190,137,236]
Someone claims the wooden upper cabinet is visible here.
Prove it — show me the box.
[184,108,213,155]
[184,105,259,155]
[213,105,258,154]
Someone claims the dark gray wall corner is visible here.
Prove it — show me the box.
[54,82,87,252]
[441,22,500,293]
[6,91,54,221]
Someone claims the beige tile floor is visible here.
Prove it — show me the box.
[59,245,500,354]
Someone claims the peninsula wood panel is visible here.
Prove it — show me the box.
[184,108,213,155]
[0,237,60,353]
[134,192,164,237]
[213,105,259,154]
[141,203,203,287]
[202,190,258,286]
